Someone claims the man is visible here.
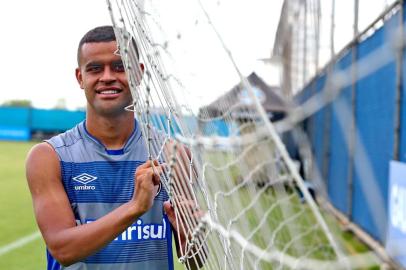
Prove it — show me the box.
[26,25,201,270]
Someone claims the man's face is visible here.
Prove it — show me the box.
[76,41,132,117]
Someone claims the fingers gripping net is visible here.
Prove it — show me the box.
[107,0,381,269]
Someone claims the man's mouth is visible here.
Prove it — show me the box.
[96,89,122,95]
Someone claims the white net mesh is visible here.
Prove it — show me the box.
[105,0,395,269]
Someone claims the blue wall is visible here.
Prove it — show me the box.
[295,7,404,245]
[352,14,397,242]
[0,107,85,140]
[328,50,353,216]
[31,109,85,132]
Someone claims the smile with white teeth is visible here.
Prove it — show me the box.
[97,89,120,94]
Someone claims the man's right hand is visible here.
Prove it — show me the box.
[132,160,162,215]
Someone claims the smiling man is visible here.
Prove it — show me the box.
[25,26,200,270]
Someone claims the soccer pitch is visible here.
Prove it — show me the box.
[0,141,45,270]
[0,140,376,269]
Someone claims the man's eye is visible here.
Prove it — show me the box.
[86,65,102,72]
[112,61,125,72]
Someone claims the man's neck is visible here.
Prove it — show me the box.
[85,113,135,150]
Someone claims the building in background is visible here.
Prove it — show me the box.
[199,72,287,137]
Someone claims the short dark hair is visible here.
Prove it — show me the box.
[77,25,139,65]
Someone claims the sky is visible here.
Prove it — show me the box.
[0,1,111,110]
[0,0,394,111]
[0,0,283,110]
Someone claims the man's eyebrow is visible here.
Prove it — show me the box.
[84,61,102,68]
[111,59,124,65]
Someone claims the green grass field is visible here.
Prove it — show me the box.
[0,140,377,269]
[197,147,379,269]
[0,141,45,270]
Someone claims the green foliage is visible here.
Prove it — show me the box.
[53,98,67,109]
[1,99,32,107]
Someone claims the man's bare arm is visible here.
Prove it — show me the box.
[26,143,160,266]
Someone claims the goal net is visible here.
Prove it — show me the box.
[106,0,392,269]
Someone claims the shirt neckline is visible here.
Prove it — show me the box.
[82,119,139,155]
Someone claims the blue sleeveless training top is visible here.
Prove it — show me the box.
[45,120,173,270]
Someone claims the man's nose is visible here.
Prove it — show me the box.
[99,67,116,83]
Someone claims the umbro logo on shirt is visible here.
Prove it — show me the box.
[73,173,97,190]
[73,173,98,184]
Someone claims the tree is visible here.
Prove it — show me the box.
[54,98,67,109]
[2,99,32,107]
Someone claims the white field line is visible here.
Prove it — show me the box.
[0,231,41,257]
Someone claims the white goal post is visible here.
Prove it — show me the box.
[105,0,389,269]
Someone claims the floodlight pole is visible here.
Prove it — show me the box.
[330,0,335,57]
[303,0,308,87]
[315,0,321,73]
[354,0,359,37]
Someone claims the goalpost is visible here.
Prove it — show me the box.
[105,0,394,269]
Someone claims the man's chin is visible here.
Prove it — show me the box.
[93,105,131,118]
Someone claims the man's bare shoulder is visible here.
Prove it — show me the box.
[26,142,60,179]
[27,142,58,161]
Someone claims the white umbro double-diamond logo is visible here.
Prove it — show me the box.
[72,173,98,185]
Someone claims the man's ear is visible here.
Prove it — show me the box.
[135,63,145,85]
[75,68,84,89]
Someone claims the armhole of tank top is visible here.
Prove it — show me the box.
[165,215,174,270]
